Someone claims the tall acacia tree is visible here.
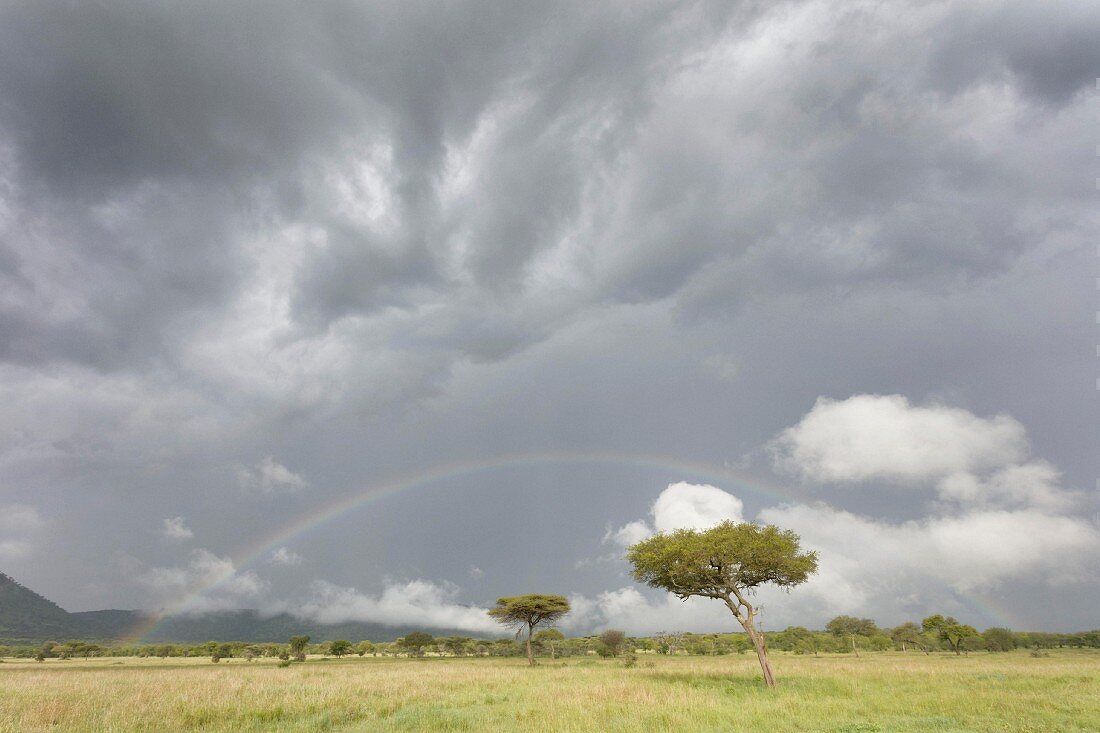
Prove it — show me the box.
[487,594,571,666]
[628,521,817,687]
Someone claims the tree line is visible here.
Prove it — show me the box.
[8,625,1097,662]
[6,519,1097,688]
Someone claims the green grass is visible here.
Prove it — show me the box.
[1,650,1097,732]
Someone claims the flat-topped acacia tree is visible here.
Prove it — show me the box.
[627,521,817,687]
[487,594,571,666]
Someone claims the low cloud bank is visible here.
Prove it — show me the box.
[289,579,499,635]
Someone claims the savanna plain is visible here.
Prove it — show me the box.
[1,651,1097,732]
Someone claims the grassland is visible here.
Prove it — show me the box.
[1,650,1097,732]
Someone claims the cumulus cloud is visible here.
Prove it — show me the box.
[605,482,744,548]
[0,504,44,559]
[292,579,499,635]
[236,456,309,495]
[563,587,729,635]
[269,547,303,566]
[161,516,193,541]
[768,393,1085,515]
[770,394,1028,485]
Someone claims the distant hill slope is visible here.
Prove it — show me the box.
[0,572,478,644]
[0,572,85,643]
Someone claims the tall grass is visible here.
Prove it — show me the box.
[1,650,1097,731]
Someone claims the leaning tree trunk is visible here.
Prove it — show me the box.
[724,593,776,688]
[743,621,777,688]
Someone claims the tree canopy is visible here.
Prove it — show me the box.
[487,594,570,666]
[628,522,817,600]
[628,521,817,687]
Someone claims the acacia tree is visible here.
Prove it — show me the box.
[922,615,978,655]
[329,639,352,657]
[533,628,564,659]
[289,635,310,662]
[890,622,927,653]
[826,615,878,657]
[488,594,571,666]
[398,632,434,657]
[598,629,627,657]
[628,521,817,688]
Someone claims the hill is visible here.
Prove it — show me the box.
[0,572,86,643]
[0,572,478,644]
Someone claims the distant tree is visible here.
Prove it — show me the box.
[775,626,820,656]
[652,631,686,655]
[289,635,311,663]
[598,629,627,657]
[329,640,352,657]
[983,627,1016,652]
[398,632,434,657]
[628,521,817,688]
[442,637,472,657]
[922,615,979,655]
[826,616,879,657]
[889,622,926,653]
[488,594,571,666]
[533,629,565,659]
[356,641,374,657]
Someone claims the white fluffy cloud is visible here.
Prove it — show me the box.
[236,456,309,495]
[770,394,1028,485]
[292,579,499,635]
[768,394,1083,514]
[0,504,45,559]
[161,516,193,541]
[605,481,744,548]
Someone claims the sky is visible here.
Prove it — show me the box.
[0,0,1098,635]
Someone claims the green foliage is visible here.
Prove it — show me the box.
[627,521,818,600]
[398,632,435,657]
[983,627,1016,652]
[488,594,570,666]
[826,616,879,638]
[487,595,571,632]
[328,639,352,657]
[289,635,310,662]
[922,615,979,655]
[597,630,626,657]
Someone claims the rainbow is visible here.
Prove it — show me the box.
[124,450,1022,641]
[125,450,798,642]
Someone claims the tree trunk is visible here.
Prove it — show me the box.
[851,634,859,657]
[550,642,556,659]
[525,624,535,666]
[743,620,777,688]
[724,594,776,688]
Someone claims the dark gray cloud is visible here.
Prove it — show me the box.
[0,0,1096,631]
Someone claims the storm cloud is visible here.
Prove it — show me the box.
[0,0,1096,631]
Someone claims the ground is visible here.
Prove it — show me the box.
[1,650,1097,731]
